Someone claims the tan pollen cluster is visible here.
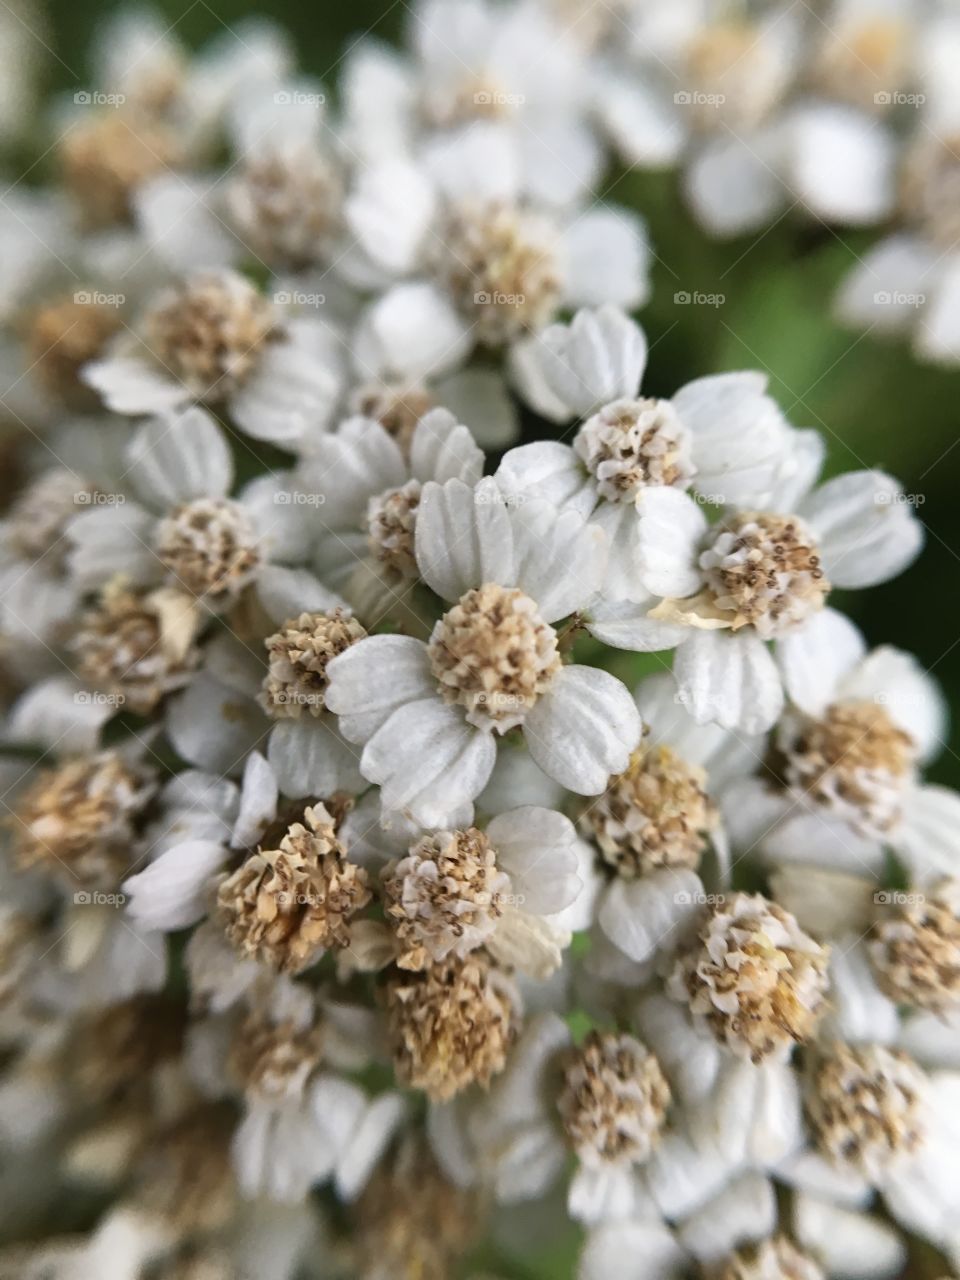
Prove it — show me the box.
[143,272,277,401]
[10,750,155,890]
[439,201,562,345]
[385,952,519,1100]
[382,827,511,970]
[74,582,201,715]
[870,879,960,1012]
[366,480,423,577]
[216,803,372,974]
[558,1030,671,1166]
[24,293,123,405]
[574,398,695,502]
[718,1236,826,1280]
[580,742,714,879]
[59,111,182,228]
[428,583,562,731]
[699,512,830,639]
[686,23,786,131]
[260,608,367,719]
[66,994,186,1106]
[4,468,89,565]
[154,497,262,603]
[229,1005,326,1101]
[351,383,436,455]
[352,1140,481,1280]
[226,143,343,271]
[666,892,830,1062]
[782,700,915,835]
[902,134,960,249]
[807,1042,926,1180]
[813,20,910,111]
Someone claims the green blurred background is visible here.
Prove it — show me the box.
[19,8,960,1273]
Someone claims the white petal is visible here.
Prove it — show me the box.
[534,304,648,418]
[684,133,785,237]
[82,357,190,416]
[325,635,433,742]
[836,233,937,334]
[568,1164,639,1226]
[123,839,227,931]
[788,104,895,224]
[231,751,279,849]
[839,646,946,763]
[525,664,640,794]
[5,675,114,754]
[916,255,960,366]
[896,784,960,883]
[125,406,233,508]
[300,415,406,529]
[636,487,706,599]
[255,567,347,625]
[334,1093,406,1201]
[361,698,496,826]
[230,322,343,446]
[635,991,721,1104]
[431,365,518,450]
[562,206,650,311]
[794,1194,907,1280]
[586,599,687,652]
[597,869,702,963]
[775,607,866,715]
[678,1172,776,1262]
[414,476,514,602]
[66,503,160,590]
[267,717,365,798]
[494,441,595,517]
[344,159,434,276]
[821,938,900,1046]
[510,499,608,621]
[134,173,238,271]
[353,283,472,382]
[579,1220,685,1280]
[486,807,580,915]
[591,501,649,604]
[674,630,783,732]
[165,674,267,776]
[799,470,923,589]
[597,71,686,168]
[408,409,483,486]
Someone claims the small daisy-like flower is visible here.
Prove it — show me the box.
[806,1042,926,1181]
[380,806,581,977]
[870,879,960,1013]
[216,802,371,974]
[325,475,641,826]
[82,270,342,446]
[726,635,958,883]
[73,580,201,715]
[385,951,520,1100]
[10,749,156,892]
[666,892,830,1063]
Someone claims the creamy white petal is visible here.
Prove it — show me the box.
[794,1194,907,1280]
[230,321,343,446]
[267,716,365,798]
[775,607,866,715]
[125,406,233,508]
[231,751,280,850]
[820,937,900,1046]
[486,807,580,915]
[165,673,267,776]
[525,664,640,794]
[66,502,161,590]
[839,646,946,763]
[334,1093,406,1201]
[896,784,960,883]
[123,839,228,931]
[300,415,406,529]
[561,206,650,311]
[534,304,648,418]
[799,470,923,589]
[494,441,596,517]
[325,634,434,742]
[414,476,514,601]
[568,1164,640,1226]
[677,1172,776,1262]
[344,159,435,276]
[5,675,115,753]
[408,409,483,485]
[82,357,190,416]
[255,567,348,625]
[684,133,785,238]
[635,991,722,1105]
[360,697,496,826]
[788,104,895,225]
[635,487,706,599]
[586,599,687,652]
[510,498,608,621]
[916,256,960,366]
[353,283,472,381]
[597,869,702,964]
[674,629,783,733]
[431,365,518,450]
[579,1220,685,1280]
[836,233,937,334]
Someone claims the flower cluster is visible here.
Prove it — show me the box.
[0,3,957,1280]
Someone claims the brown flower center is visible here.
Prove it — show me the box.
[154,497,262,603]
[575,398,695,501]
[260,608,367,719]
[870,879,960,1013]
[23,293,123,405]
[59,110,182,228]
[367,480,422,577]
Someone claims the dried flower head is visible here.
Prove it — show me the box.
[366,479,423,577]
[870,879,960,1012]
[154,497,261,603]
[350,383,435,455]
[4,468,89,565]
[558,1031,670,1167]
[807,1042,926,1180]
[66,994,186,1106]
[666,892,830,1062]
[217,804,371,973]
[10,751,155,890]
[580,742,714,878]
[385,952,519,1100]
[260,608,367,719]
[575,398,695,502]
[229,1004,325,1101]
[226,143,343,270]
[428,583,562,731]
[24,293,123,404]
[59,110,182,227]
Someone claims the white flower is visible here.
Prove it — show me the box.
[325,475,641,825]
[588,469,924,734]
[500,306,821,601]
[724,634,957,883]
[584,671,760,967]
[82,269,343,447]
